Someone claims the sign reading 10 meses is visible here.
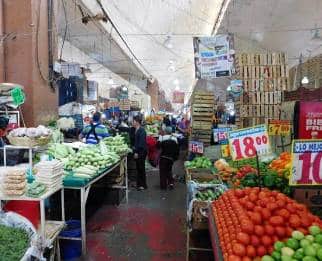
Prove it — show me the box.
[290,140,322,185]
[228,125,272,161]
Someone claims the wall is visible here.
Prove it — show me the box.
[147,79,159,111]
[2,0,58,125]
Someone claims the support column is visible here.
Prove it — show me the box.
[3,0,58,126]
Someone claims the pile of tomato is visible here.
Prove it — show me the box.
[212,187,322,261]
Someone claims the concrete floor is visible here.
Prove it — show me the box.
[85,160,187,261]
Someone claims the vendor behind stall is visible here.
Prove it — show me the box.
[80,112,109,144]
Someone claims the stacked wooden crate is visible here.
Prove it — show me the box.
[235,53,289,128]
[191,91,214,145]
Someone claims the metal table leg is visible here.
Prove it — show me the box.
[61,189,65,221]
[80,188,86,255]
[125,157,128,203]
[40,200,46,239]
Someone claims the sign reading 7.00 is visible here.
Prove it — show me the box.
[290,140,322,186]
[228,125,271,161]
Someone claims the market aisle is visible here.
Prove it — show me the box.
[85,163,187,261]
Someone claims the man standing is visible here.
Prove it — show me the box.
[80,112,109,144]
[133,115,148,190]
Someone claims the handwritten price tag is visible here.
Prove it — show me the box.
[213,127,231,144]
[228,125,271,161]
[268,119,291,136]
[189,141,204,154]
[290,140,322,186]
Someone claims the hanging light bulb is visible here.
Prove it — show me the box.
[108,76,114,85]
[164,35,173,49]
[301,76,309,84]
[168,60,175,72]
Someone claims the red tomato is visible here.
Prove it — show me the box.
[232,243,246,257]
[256,246,267,257]
[254,225,265,236]
[245,202,255,210]
[264,224,275,236]
[272,235,279,243]
[242,257,252,261]
[249,193,258,202]
[261,235,272,247]
[251,212,262,225]
[286,203,297,214]
[254,206,262,213]
[235,189,245,198]
[277,209,290,219]
[228,255,242,261]
[275,226,286,238]
[267,203,278,211]
[289,214,301,228]
[246,245,256,258]
[269,216,284,226]
[241,221,254,234]
[285,226,293,237]
[261,208,271,220]
[276,199,286,208]
[297,227,308,235]
[236,232,250,245]
[267,246,274,254]
[251,235,260,247]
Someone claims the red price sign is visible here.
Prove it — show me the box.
[189,141,204,154]
[228,125,271,160]
[290,140,322,185]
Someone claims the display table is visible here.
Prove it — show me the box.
[60,156,128,255]
[208,207,223,261]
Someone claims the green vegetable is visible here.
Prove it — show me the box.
[293,248,304,260]
[303,257,318,261]
[0,224,30,260]
[317,248,322,260]
[301,239,312,248]
[307,235,315,243]
[262,255,274,261]
[310,226,321,236]
[281,256,293,261]
[304,245,317,257]
[287,238,300,250]
[312,243,321,250]
[275,241,286,251]
[263,174,276,188]
[272,251,282,260]
[292,231,305,240]
[281,247,295,257]
[315,234,322,245]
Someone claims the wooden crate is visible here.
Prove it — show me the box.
[293,188,322,208]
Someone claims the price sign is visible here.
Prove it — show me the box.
[189,141,204,154]
[290,140,322,186]
[268,119,291,136]
[213,127,231,144]
[221,144,231,158]
[228,125,271,161]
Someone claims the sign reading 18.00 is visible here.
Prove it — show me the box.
[228,125,271,161]
[290,140,322,185]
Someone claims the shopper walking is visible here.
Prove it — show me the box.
[158,127,179,190]
[133,115,148,190]
[80,112,109,144]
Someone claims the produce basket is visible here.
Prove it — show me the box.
[192,200,209,230]
[7,135,52,147]
[186,168,213,182]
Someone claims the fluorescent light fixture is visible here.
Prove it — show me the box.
[301,76,309,84]
[108,77,114,85]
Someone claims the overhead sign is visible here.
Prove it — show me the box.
[213,127,231,144]
[290,140,322,186]
[268,119,291,136]
[172,91,185,104]
[189,141,204,154]
[228,125,271,161]
[119,99,131,111]
[193,34,235,79]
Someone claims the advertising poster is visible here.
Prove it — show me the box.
[172,91,185,104]
[193,34,235,79]
[298,102,322,139]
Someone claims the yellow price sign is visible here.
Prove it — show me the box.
[221,144,231,158]
[268,120,291,136]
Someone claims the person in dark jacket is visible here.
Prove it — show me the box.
[158,127,179,190]
[133,115,148,190]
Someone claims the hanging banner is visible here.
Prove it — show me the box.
[87,81,98,101]
[290,139,322,186]
[172,91,185,104]
[268,119,291,136]
[193,34,235,79]
[228,125,271,161]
